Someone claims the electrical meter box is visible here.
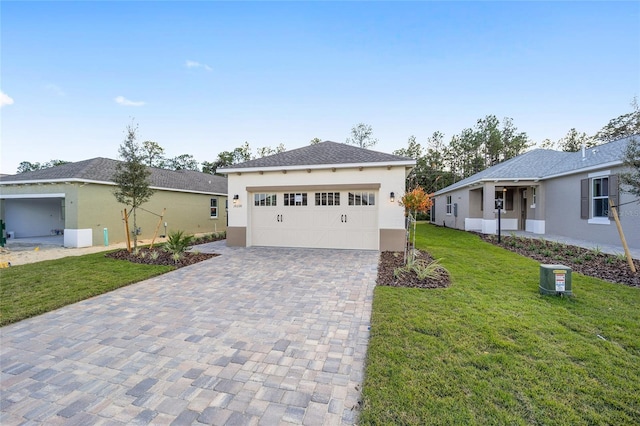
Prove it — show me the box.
[539,264,572,296]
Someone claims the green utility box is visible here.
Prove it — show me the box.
[540,264,572,296]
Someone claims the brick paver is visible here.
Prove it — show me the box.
[0,242,378,425]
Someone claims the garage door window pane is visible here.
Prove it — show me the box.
[315,192,340,206]
[349,192,375,206]
[254,193,276,206]
[285,193,307,206]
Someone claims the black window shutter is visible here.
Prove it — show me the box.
[580,178,589,219]
[608,174,619,218]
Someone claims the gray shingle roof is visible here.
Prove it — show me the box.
[218,141,414,171]
[436,136,633,194]
[0,157,227,195]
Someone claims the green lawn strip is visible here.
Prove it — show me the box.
[0,252,173,326]
[360,224,640,425]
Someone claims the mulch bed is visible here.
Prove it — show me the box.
[478,234,640,288]
[105,248,218,268]
[377,251,451,289]
[105,234,224,268]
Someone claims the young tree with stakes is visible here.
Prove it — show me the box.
[112,122,155,250]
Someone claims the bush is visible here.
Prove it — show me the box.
[164,230,194,259]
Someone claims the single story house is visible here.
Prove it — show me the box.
[433,136,639,250]
[0,157,228,247]
[218,141,415,251]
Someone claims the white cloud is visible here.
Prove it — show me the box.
[1,91,14,107]
[45,83,65,96]
[185,60,212,72]
[114,95,145,107]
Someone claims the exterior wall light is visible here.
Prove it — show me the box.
[390,192,395,203]
[233,194,239,204]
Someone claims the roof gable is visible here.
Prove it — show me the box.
[0,157,228,195]
[218,141,414,172]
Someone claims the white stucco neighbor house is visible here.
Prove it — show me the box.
[218,141,415,250]
[432,136,639,250]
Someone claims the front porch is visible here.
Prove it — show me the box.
[464,182,545,235]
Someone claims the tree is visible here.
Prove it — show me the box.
[206,142,253,175]
[399,185,433,218]
[112,122,155,250]
[394,135,426,190]
[141,141,165,167]
[620,137,640,199]
[595,97,640,143]
[256,143,286,158]
[556,128,596,152]
[16,159,69,173]
[201,161,217,174]
[164,154,199,171]
[346,123,378,149]
[310,137,322,145]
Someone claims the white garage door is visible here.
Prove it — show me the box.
[251,190,378,250]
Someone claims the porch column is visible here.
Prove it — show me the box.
[481,182,497,234]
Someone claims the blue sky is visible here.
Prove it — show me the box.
[1,1,639,174]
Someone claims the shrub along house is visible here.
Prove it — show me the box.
[0,158,228,247]
[432,136,639,250]
[218,141,415,251]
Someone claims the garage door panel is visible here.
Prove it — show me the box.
[251,190,378,250]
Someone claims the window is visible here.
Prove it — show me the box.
[210,198,218,218]
[446,195,452,215]
[348,192,375,206]
[495,189,514,210]
[592,177,609,217]
[284,193,307,206]
[254,193,277,206]
[531,187,537,207]
[315,192,340,206]
[581,173,618,222]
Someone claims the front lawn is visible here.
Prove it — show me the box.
[360,224,640,425]
[0,252,173,326]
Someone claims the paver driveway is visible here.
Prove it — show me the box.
[0,242,379,425]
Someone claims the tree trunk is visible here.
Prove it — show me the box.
[132,208,138,249]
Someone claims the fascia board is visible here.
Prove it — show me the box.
[541,160,623,180]
[0,178,226,196]
[218,160,416,175]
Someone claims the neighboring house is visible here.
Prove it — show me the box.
[433,136,639,250]
[218,141,415,250]
[0,158,228,247]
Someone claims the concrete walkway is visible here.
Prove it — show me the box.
[509,231,640,260]
[0,242,379,425]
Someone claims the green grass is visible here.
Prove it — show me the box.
[360,224,640,425]
[0,252,173,326]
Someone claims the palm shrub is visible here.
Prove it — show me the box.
[164,230,194,261]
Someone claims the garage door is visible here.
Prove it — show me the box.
[251,190,378,250]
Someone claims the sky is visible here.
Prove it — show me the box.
[1,1,639,174]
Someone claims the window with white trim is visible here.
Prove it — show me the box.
[284,193,307,206]
[581,173,618,223]
[446,195,452,215]
[592,177,609,218]
[210,198,218,218]
[531,187,537,207]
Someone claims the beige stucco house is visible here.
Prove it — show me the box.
[433,136,639,250]
[218,141,415,251]
[0,158,228,247]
